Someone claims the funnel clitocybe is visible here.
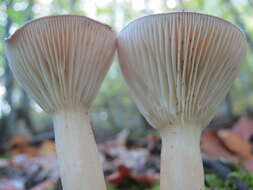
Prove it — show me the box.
[4,15,116,190]
[117,12,247,190]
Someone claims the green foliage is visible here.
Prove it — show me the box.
[228,172,253,187]
[206,173,225,188]
[205,172,253,190]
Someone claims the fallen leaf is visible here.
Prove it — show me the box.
[218,130,252,159]
[39,140,56,156]
[8,137,29,147]
[11,145,39,157]
[106,165,130,184]
[201,131,239,163]
[232,118,253,141]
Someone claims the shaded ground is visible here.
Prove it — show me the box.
[1,117,253,190]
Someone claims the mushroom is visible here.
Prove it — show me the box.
[4,15,116,190]
[117,12,247,190]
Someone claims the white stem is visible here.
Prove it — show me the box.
[53,108,106,190]
[160,125,204,190]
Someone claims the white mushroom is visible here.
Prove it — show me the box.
[117,12,247,190]
[4,15,116,190]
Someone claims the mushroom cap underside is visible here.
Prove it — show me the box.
[118,12,247,129]
[5,15,116,113]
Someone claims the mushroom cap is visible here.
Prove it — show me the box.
[118,12,247,129]
[5,15,116,113]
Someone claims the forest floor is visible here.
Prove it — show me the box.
[0,117,253,190]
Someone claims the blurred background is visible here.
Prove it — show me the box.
[0,0,253,189]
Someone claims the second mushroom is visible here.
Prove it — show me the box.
[117,12,247,190]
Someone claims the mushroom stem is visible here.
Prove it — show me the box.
[53,108,106,190]
[160,125,203,190]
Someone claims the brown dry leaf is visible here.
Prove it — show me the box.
[201,131,239,163]
[232,118,253,141]
[8,137,30,147]
[39,140,56,156]
[22,146,40,157]
[218,130,252,159]
[8,136,39,157]
[106,164,158,186]
[10,145,39,157]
